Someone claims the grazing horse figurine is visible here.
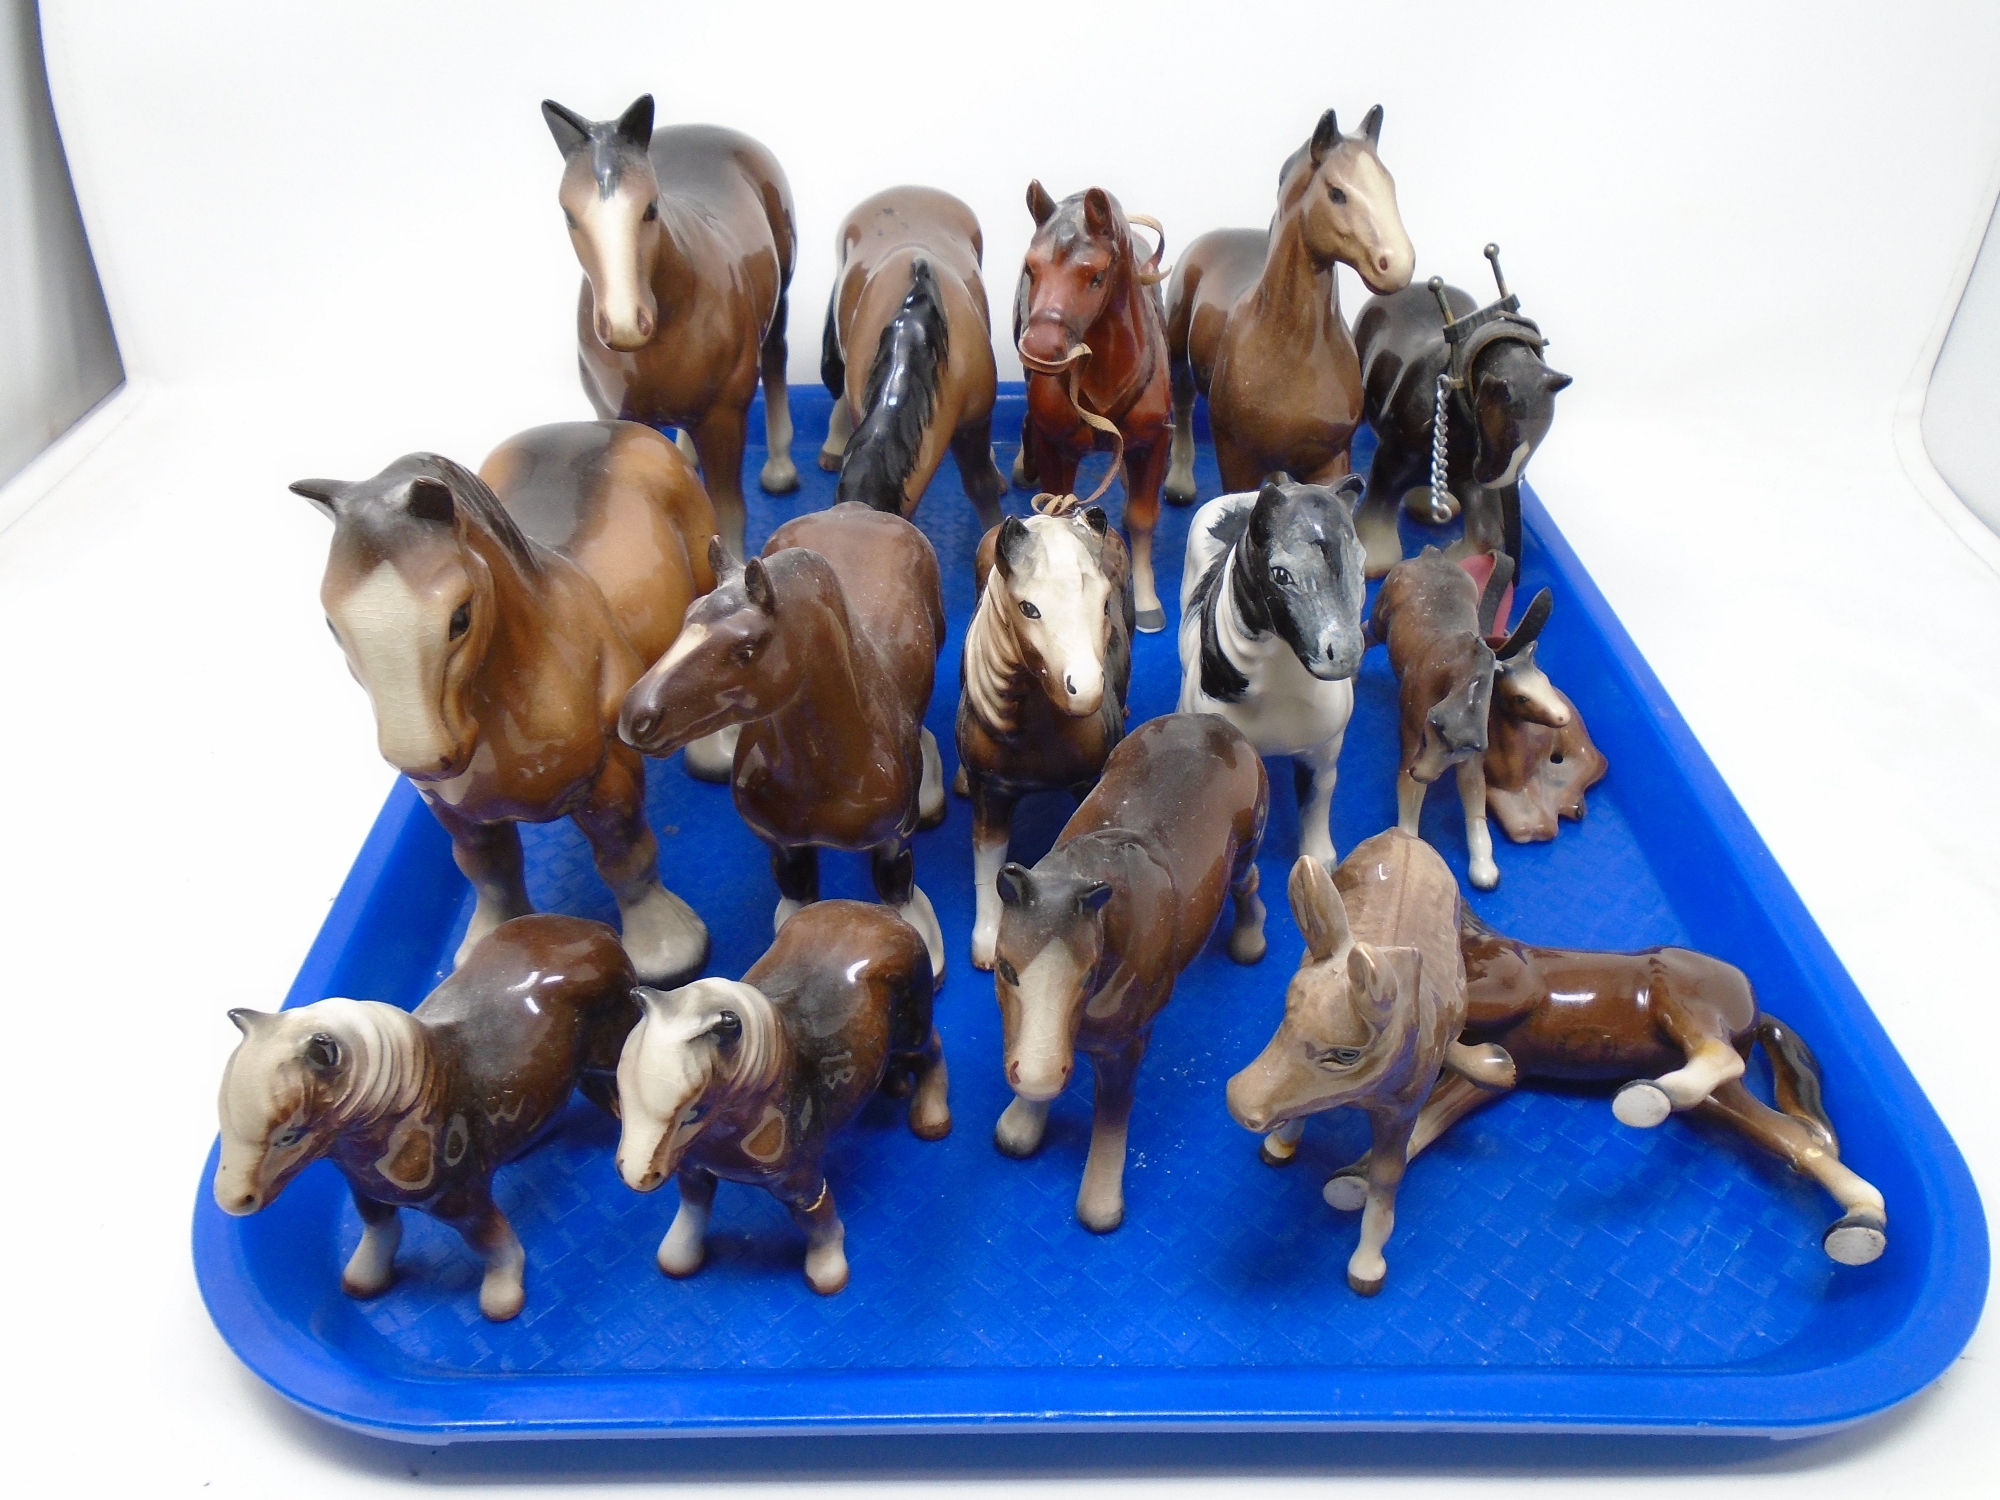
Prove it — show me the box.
[290,422,715,983]
[1480,603,1609,843]
[1176,475,1368,869]
[614,901,951,1295]
[1015,181,1174,631]
[619,504,950,979]
[1354,248,1572,576]
[958,504,1134,970]
[816,186,1009,529]
[992,714,1269,1232]
[213,916,638,1321]
[1314,910,1889,1267]
[1225,833,1471,1295]
[542,94,799,558]
[1164,106,1414,507]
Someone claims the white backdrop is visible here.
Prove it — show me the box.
[5,1,1999,1495]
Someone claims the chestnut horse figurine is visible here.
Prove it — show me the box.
[1016,181,1174,631]
[1480,597,1608,843]
[214,915,637,1321]
[1314,909,1888,1267]
[292,422,715,983]
[543,95,799,557]
[817,186,1008,528]
[615,901,951,1295]
[1164,107,1414,507]
[619,504,950,979]
[993,714,1268,1232]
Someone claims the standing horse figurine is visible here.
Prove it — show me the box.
[543,94,799,558]
[958,502,1134,970]
[816,186,1009,529]
[1354,247,1572,576]
[1015,181,1174,631]
[1177,475,1368,869]
[214,915,638,1321]
[291,422,715,983]
[1164,107,1414,508]
[619,504,950,980]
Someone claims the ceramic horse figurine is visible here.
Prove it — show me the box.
[1312,909,1889,1267]
[815,186,1009,529]
[1479,592,1609,843]
[1164,106,1414,507]
[992,714,1268,1231]
[1354,247,1572,576]
[619,503,950,979]
[214,915,638,1321]
[1014,182,1174,631]
[543,95,799,558]
[1176,475,1368,869]
[1225,833,1473,1295]
[958,503,1134,970]
[615,900,951,1295]
[291,422,715,983]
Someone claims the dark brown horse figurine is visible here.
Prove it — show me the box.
[619,503,950,980]
[214,915,638,1320]
[817,186,1008,528]
[1164,107,1414,506]
[615,900,950,1295]
[543,95,799,557]
[291,421,716,983]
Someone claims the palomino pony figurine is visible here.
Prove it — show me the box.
[619,504,951,980]
[817,186,1009,528]
[615,900,951,1296]
[214,915,638,1321]
[992,714,1268,1232]
[1164,106,1414,506]
[1015,181,1174,631]
[1177,476,1368,869]
[1225,832,1471,1296]
[1314,910,1888,1267]
[958,502,1134,970]
[543,94,799,558]
[291,422,715,983]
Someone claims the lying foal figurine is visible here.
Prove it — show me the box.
[1479,591,1608,843]
[213,916,637,1321]
[615,900,950,1295]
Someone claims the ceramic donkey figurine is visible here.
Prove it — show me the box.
[1225,831,1472,1295]
[615,900,951,1295]
[214,916,637,1321]
[1176,475,1369,869]
[992,713,1269,1232]
[1478,590,1609,843]
[958,505,1134,970]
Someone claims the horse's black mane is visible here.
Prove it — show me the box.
[1193,500,1254,702]
[836,259,950,513]
[418,454,544,575]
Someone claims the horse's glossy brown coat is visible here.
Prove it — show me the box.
[1483,682,1608,843]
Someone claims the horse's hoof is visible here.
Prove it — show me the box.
[340,1270,396,1300]
[816,446,843,473]
[1612,1080,1673,1129]
[805,1253,850,1297]
[1011,449,1034,488]
[1134,606,1166,634]
[1323,1174,1369,1211]
[1823,1210,1888,1266]
[759,456,802,495]
[1228,928,1268,966]
[1468,857,1500,891]
[1076,1196,1125,1234]
[1258,1137,1297,1168]
[683,725,737,783]
[1164,478,1197,507]
[479,1277,526,1322]
[1346,1267,1386,1297]
[909,1104,953,1142]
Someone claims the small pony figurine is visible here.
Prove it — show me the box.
[1479,592,1608,843]
[213,916,637,1321]
[993,714,1268,1232]
[615,900,951,1296]
[1176,475,1368,868]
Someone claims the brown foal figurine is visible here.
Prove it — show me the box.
[543,94,799,557]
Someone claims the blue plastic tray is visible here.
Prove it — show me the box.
[194,388,1986,1442]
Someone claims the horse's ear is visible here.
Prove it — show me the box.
[301,1032,342,1072]
[1077,879,1113,913]
[1288,855,1352,962]
[1333,474,1365,511]
[1544,367,1574,394]
[996,862,1033,907]
[1083,187,1113,236]
[707,535,741,580]
[1476,551,1515,638]
[541,99,591,156]
[1026,179,1057,226]
[742,556,777,614]
[1081,506,1109,539]
[1349,942,1417,1023]
[404,476,456,528]
[288,479,345,520]
[995,515,1032,579]
[615,94,654,149]
[1310,108,1339,164]
[1360,104,1384,146]
[227,1007,272,1035]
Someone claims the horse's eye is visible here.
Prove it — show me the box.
[643,200,659,222]
[1103,597,1110,616]
[1319,1046,1363,1068]
[1271,566,1294,588]
[1329,187,1348,206]
[449,603,472,640]
[1018,600,1042,620]
[1089,271,1106,288]
[273,1127,304,1149]
[996,958,1019,986]
[733,641,758,665]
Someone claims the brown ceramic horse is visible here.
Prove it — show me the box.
[1015,182,1174,631]
[816,186,1009,528]
[1164,106,1414,505]
[543,95,799,558]
[291,421,716,984]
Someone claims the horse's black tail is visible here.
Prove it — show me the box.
[820,276,845,398]
[1753,1013,1838,1152]
[836,258,949,514]
[1458,903,1499,941]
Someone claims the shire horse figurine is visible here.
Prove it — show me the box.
[615,900,951,1295]
[1164,106,1414,507]
[1313,909,1889,1267]
[542,94,800,558]
[992,714,1269,1232]
[817,186,1009,528]
[619,503,950,980]
[1015,181,1174,632]
[291,422,715,983]
[214,915,638,1321]
[1177,475,1368,869]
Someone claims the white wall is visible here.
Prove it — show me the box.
[1924,199,2000,531]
